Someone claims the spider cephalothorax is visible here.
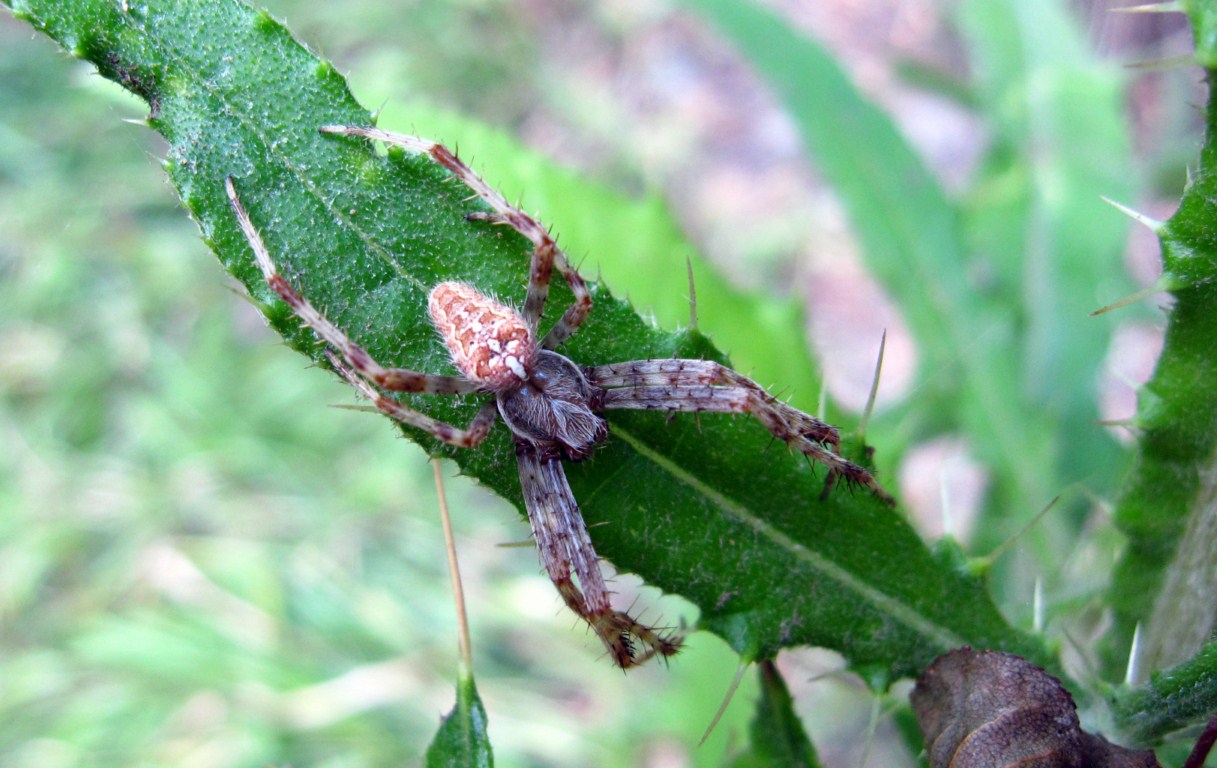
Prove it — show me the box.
[225,124,893,668]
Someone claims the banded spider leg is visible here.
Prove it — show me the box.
[586,359,895,504]
[317,124,591,350]
[224,177,501,446]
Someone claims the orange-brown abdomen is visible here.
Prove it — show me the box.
[428,281,538,392]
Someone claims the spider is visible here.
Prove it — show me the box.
[224,124,894,669]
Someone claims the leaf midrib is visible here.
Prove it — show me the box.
[607,423,967,651]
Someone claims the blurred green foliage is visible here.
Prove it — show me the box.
[1,0,1214,766]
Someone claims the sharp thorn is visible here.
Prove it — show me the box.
[1123,54,1198,71]
[685,256,699,332]
[1110,1,1182,12]
[1101,196,1163,231]
[699,660,751,746]
[858,329,886,436]
[1125,622,1144,686]
[1091,275,1178,316]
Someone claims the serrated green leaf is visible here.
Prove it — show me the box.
[4,0,1049,681]
[729,661,821,768]
[426,674,493,768]
[1106,8,1217,683]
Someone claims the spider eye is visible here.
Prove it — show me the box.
[529,367,553,388]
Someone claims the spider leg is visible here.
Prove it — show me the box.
[535,250,593,351]
[588,359,895,505]
[587,359,840,447]
[516,442,682,668]
[327,351,498,449]
[316,126,592,350]
[226,177,489,449]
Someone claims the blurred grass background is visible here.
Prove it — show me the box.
[0,1,1203,766]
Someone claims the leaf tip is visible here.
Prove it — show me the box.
[964,556,992,579]
[10,2,34,21]
[252,8,279,33]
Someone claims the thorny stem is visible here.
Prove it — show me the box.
[433,459,474,676]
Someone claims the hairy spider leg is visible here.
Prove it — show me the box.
[517,445,681,667]
[326,350,500,448]
[586,359,840,447]
[587,359,895,505]
[317,125,592,350]
[225,177,492,448]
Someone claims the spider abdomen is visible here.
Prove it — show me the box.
[428,281,538,392]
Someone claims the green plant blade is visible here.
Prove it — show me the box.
[1105,7,1217,682]
[729,661,821,768]
[4,0,1048,680]
[425,675,493,768]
